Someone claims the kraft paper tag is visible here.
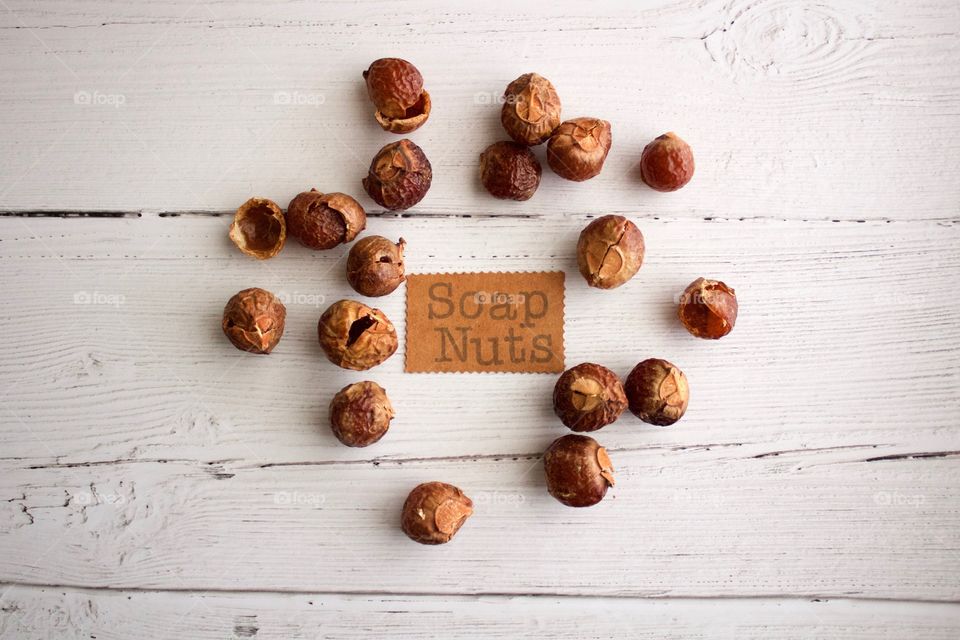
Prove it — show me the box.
[405,272,565,373]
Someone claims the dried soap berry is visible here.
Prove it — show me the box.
[479,141,542,201]
[640,132,695,192]
[544,434,614,508]
[401,481,474,545]
[229,197,286,259]
[576,215,645,289]
[285,189,366,250]
[222,287,286,354]
[500,73,562,146]
[624,358,689,426]
[362,139,433,211]
[346,236,406,297]
[329,381,394,447]
[678,278,738,339]
[547,117,612,181]
[363,58,431,133]
[318,299,398,370]
[553,363,626,432]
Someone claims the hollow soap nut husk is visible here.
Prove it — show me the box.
[222,287,286,354]
[318,299,398,371]
[363,58,431,134]
[401,481,474,545]
[553,363,627,432]
[576,215,645,289]
[640,132,695,192]
[678,277,738,339]
[547,117,612,182]
[329,381,395,447]
[228,197,286,259]
[625,358,690,426]
[479,141,542,201]
[285,189,366,250]
[500,73,562,146]
[362,139,433,211]
[346,236,406,297]
[543,434,615,508]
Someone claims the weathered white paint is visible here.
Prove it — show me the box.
[1,0,959,637]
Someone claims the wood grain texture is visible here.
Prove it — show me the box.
[2,585,959,640]
[0,0,958,219]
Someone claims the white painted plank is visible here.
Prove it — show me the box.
[1,585,959,640]
[0,1,958,218]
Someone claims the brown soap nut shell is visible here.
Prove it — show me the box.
[329,381,395,447]
[401,481,474,545]
[500,73,562,146]
[374,91,431,134]
[363,58,424,119]
[553,363,627,432]
[576,215,645,289]
[547,117,612,181]
[222,287,286,354]
[479,141,542,201]
[624,358,690,426]
[544,434,615,508]
[229,197,286,259]
[678,278,738,339]
[640,132,695,192]
[346,236,406,297]
[362,139,433,211]
[286,189,366,250]
[318,299,398,370]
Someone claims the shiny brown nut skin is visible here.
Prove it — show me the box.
[544,434,615,508]
[640,132,695,192]
[547,117,612,181]
[576,215,645,289]
[362,139,433,211]
[222,288,286,354]
[553,363,627,432]
[401,482,474,545]
[363,58,424,119]
[318,299,398,370]
[286,189,366,250]
[479,141,541,201]
[229,197,286,259]
[678,278,738,339]
[500,73,562,146]
[346,236,406,297]
[329,381,394,447]
[625,358,689,426]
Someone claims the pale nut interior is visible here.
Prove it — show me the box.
[596,447,615,486]
[434,498,473,534]
[569,376,605,412]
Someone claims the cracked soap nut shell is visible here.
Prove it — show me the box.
[576,215,645,289]
[362,139,433,211]
[625,358,689,426]
[401,481,474,545]
[286,189,366,250]
[318,299,398,370]
[346,236,406,297]
[479,141,542,201]
[229,197,285,259]
[544,434,614,508]
[500,73,562,146]
[330,381,395,447]
[363,58,431,134]
[547,117,612,181]
[678,277,738,339]
[640,132,695,192]
[222,288,286,354]
[553,363,627,432]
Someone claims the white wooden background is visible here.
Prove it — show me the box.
[1,0,959,638]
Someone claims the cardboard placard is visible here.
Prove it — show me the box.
[405,272,565,373]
